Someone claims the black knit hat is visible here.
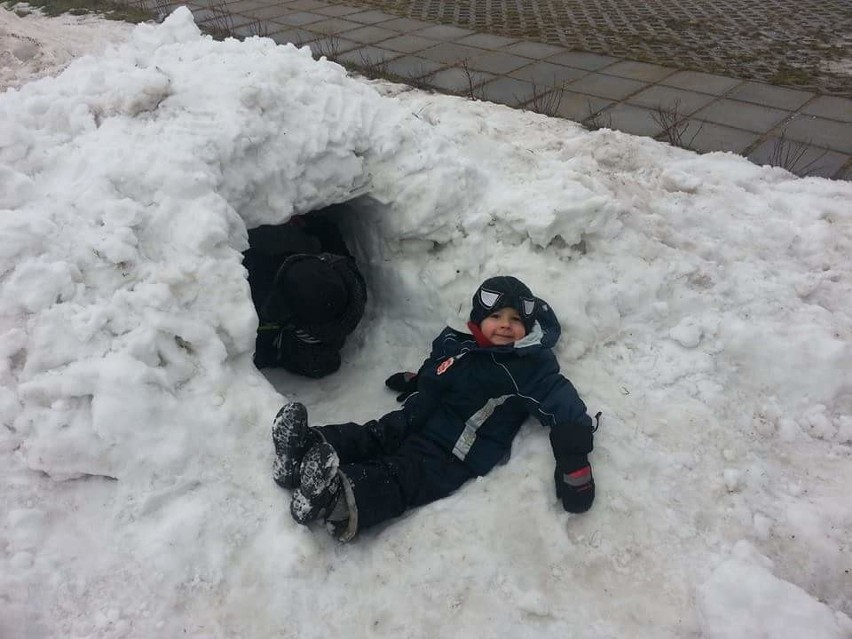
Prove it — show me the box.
[470,276,538,333]
[276,255,349,325]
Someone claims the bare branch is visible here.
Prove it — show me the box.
[585,100,612,131]
[526,82,564,117]
[650,99,702,148]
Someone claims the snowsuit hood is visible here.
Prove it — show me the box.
[502,296,561,353]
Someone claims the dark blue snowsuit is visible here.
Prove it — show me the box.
[316,299,594,538]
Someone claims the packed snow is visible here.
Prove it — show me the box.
[1,7,850,638]
[0,5,134,91]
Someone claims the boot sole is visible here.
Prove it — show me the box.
[272,402,310,490]
[290,443,340,524]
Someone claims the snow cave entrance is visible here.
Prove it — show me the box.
[248,195,393,397]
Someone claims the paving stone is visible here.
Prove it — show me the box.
[654,118,706,148]
[312,5,364,17]
[282,0,328,10]
[281,0,328,10]
[222,0,272,13]
[226,0,266,8]
[747,139,851,179]
[305,18,362,35]
[208,3,272,26]
[379,17,436,32]
[426,67,494,94]
[778,115,852,154]
[502,41,565,60]
[237,5,292,20]
[467,51,532,75]
[683,121,759,153]
[694,99,791,133]
[554,91,613,122]
[601,60,676,82]
[189,7,224,24]
[274,11,325,26]
[192,10,227,26]
[378,35,440,54]
[801,96,852,123]
[546,51,619,71]
[626,85,717,116]
[661,71,743,96]
[269,27,319,46]
[727,81,814,111]
[522,87,570,115]
[565,73,648,101]
[307,36,361,58]
[336,46,402,67]
[414,25,475,41]
[340,25,397,44]
[592,104,664,137]
[383,55,446,79]
[479,77,538,107]
[203,12,261,30]
[835,162,852,181]
[231,20,281,37]
[191,12,231,30]
[508,61,587,87]
[456,33,518,50]
[819,155,851,179]
[346,10,396,24]
[418,43,483,65]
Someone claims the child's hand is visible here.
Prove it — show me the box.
[554,457,595,513]
[385,371,418,402]
[549,422,595,513]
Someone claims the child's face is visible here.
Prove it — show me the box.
[480,307,526,345]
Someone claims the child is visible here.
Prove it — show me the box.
[243,209,367,378]
[271,276,597,541]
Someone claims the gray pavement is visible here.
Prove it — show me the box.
[265,0,852,97]
[147,0,852,179]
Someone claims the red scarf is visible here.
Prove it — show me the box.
[467,321,494,347]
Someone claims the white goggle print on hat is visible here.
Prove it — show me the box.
[479,288,536,317]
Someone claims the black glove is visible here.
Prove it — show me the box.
[550,421,595,513]
[554,455,595,513]
[385,371,418,402]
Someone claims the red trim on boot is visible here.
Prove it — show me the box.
[467,321,494,347]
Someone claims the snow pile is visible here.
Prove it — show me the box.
[2,8,851,638]
[0,6,134,91]
[1,7,412,481]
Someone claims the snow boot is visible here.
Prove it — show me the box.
[272,402,317,490]
[290,442,341,525]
